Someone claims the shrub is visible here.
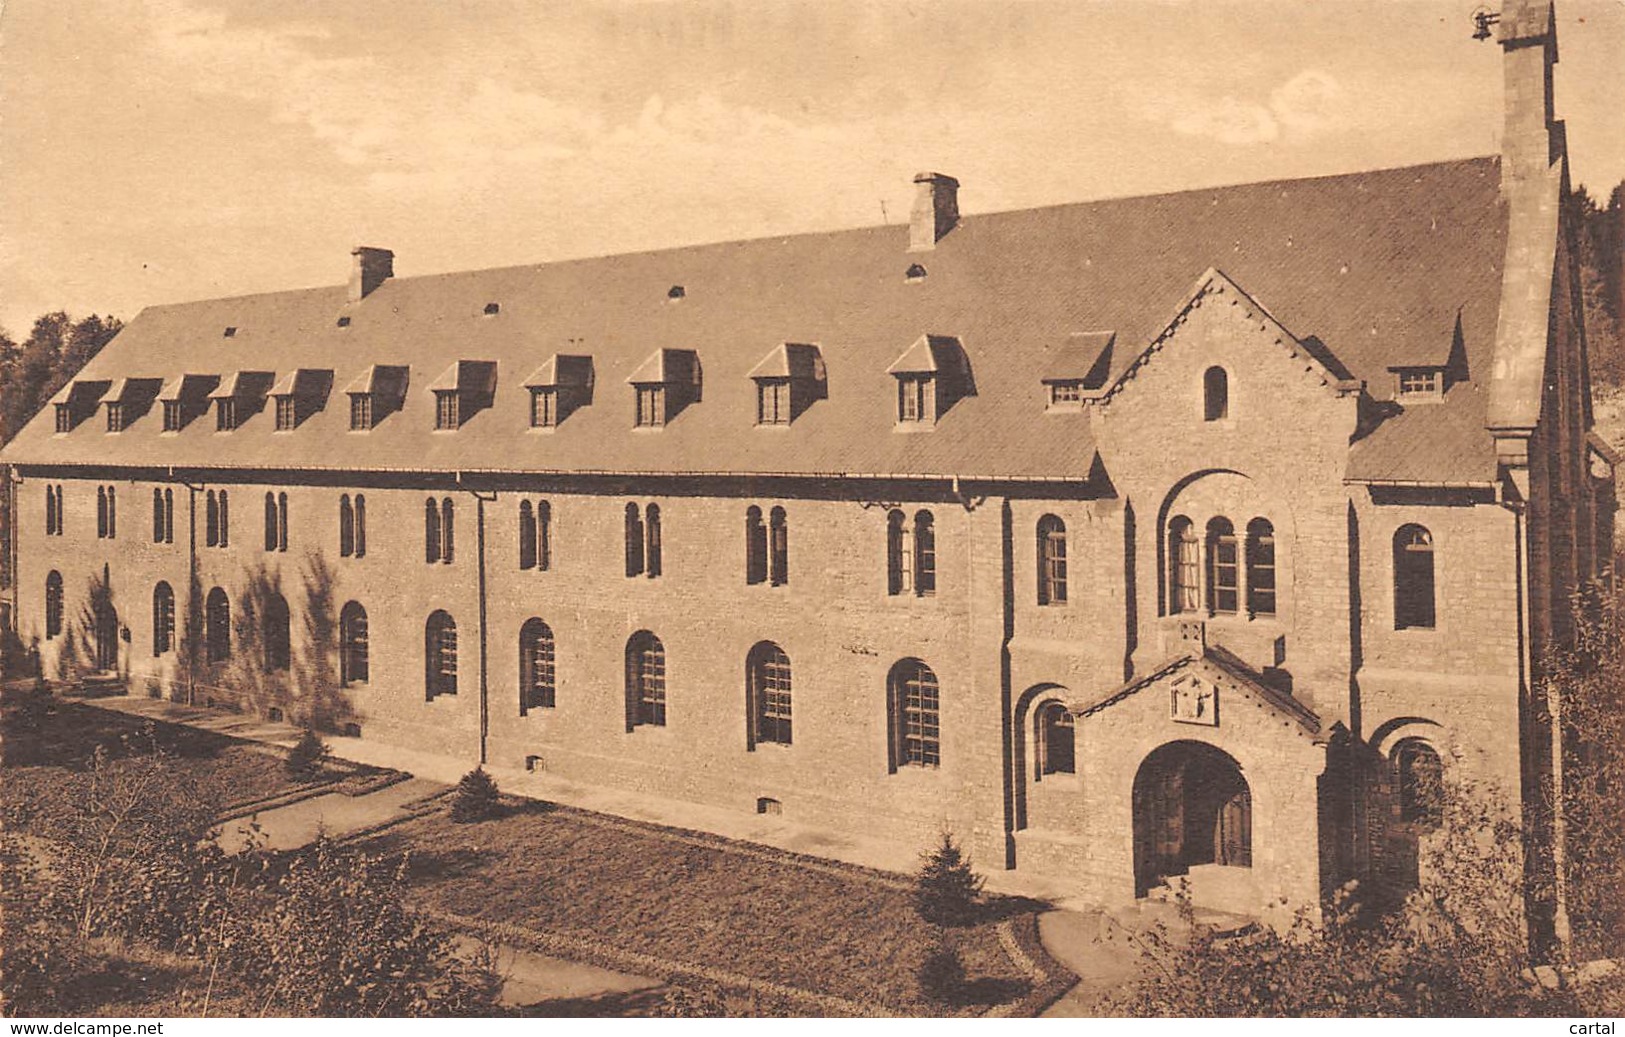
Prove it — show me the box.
[198,837,502,1016]
[915,832,984,927]
[285,729,329,778]
[451,766,501,824]
[916,942,967,1005]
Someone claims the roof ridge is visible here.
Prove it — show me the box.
[133,155,1503,316]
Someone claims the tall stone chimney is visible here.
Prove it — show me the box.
[349,246,395,303]
[1498,0,1563,191]
[909,172,960,252]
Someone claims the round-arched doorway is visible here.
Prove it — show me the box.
[1132,740,1251,898]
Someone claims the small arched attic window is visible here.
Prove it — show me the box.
[1203,366,1229,422]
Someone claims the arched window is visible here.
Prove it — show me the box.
[278,492,289,551]
[1169,516,1199,614]
[164,489,174,544]
[340,495,355,557]
[624,503,645,577]
[153,489,166,543]
[747,642,792,747]
[887,510,913,595]
[1394,525,1436,630]
[440,498,455,563]
[625,631,666,729]
[914,511,936,596]
[1245,518,1276,617]
[217,490,229,547]
[340,601,368,686]
[519,618,556,713]
[745,506,767,585]
[1036,701,1075,776]
[45,571,63,640]
[888,658,941,770]
[425,498,441,563]
[107,486,116,538]
[153,582,175,656]
[97,486,108,539]
[354,494,366,558]
[1203,366,1229,422]
[519,501,537,570]
[1206,517,1239,615]
[644,504,662,577]
[45,484,57,536]
[264,492,278,551]
[1037,515,1067,606]
[206,490,219,547]
[1394,739,1443,825]
[425,610,458,700]
[205,587,230,663]
[263,593,291,672]
[769,507,788,586]
[536,501,550,571]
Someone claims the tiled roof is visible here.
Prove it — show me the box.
[1,157,1510,483]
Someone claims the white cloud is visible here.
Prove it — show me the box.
[1143,68,1346,146]
[1269,70,1348,136]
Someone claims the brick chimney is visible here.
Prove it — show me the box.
[1498,0,1564,191]
[348,246,394,302]
[909,172,960,252]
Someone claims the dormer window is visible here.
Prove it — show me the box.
[217,398,238,431]
[163,401,182,432]
[523,354,593,430]
[757,380,790,425]
[897,375,935,423]
[628,349,700,429]
[1396,367,1444,401]
[157,373,220,433]
[275,396,297,431]
[209,371,274,432]
[344,365,409,432]
[636,385,666,428]
[1048,381,1084,408]
[55,405,71,434]
[106,403,126,432]
[269,369,333,431]
[888,334,970,428]
[530,388,558,428]
[749,343,825,427]
[435,391,460,431]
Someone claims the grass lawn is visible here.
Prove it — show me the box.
[367,801,1035,1015]
[0,693,311,837]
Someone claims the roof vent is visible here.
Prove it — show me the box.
[667,285,685,301]
[483,302,500,316]
[905,263,927,282]
[223,327,237,338]
[336,316,352,328]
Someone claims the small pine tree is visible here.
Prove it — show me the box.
[285,729,330,777]
[450,766,501,823]
[916,941,968,1005]
[915,832,985,927]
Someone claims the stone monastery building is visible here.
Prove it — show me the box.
[1,1,1615,932]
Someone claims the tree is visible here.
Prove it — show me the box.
[1100,773,1625,1016]
[914,832,985,927]
[285,729,330,778]
[450,766,501,823]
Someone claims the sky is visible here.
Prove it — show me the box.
[1,0,1622,339]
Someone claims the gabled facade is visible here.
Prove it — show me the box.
[0,0,1613,940]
